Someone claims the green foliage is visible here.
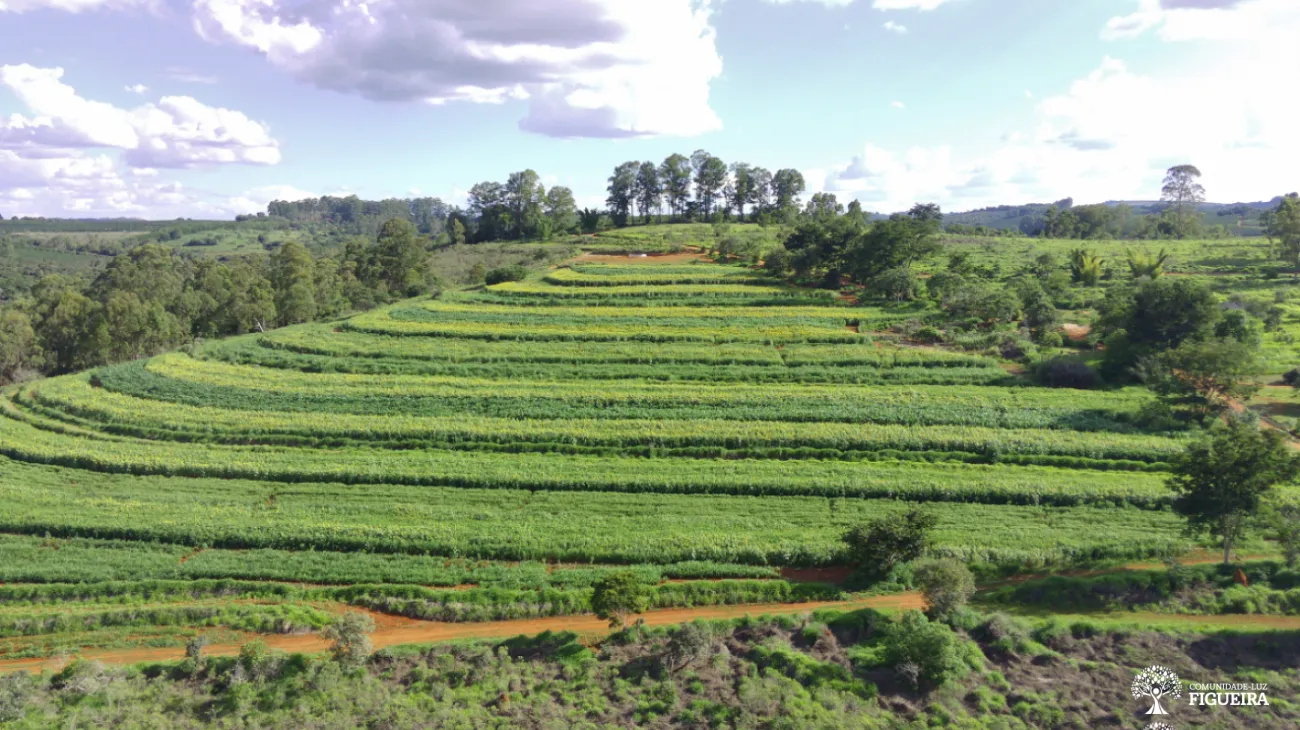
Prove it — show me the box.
[1126,248,1171,279]
[1068,248,1104,286]
[1137,338,1261,419]
[323,611,375,669]
[868,267,922,302]
[591,572,649,628]
[1168,420,1300,563]
[913,558,976,621]
[1263,501,1300,568]
[484,264,529,286]
[883,610,971,689]
[843,508,937,578]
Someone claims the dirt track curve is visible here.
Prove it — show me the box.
[0,594,925,674]
[3,554,1295,674]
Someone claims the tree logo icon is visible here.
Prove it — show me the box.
[1133,666,1182,715]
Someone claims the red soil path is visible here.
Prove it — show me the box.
[0,594,925,674]
[1,554,1291,674]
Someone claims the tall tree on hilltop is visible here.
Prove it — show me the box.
[543,186,578,237]
[691,150,727,218]
[659,153,693,221]
[748,167,773,219]
[633,162,661,224]
[728,162,754,220]
[467,181,508,241]
[606,161,639,227]
[1161,165,1206,239]
[771,169,806,219]
[504,169,542,240]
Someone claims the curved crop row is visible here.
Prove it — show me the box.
[0,405,1188,507]
[15,376,1186,462]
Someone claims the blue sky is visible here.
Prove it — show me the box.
[0,0,1296,218]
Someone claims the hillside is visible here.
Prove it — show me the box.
[2,237,1300,726]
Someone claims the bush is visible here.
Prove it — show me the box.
[870,267,921,302]
[763,248,792,277]
[1284,368,1300,388]
[1036,330,1063,348]
[592,572,649,628]
[910,326,945,345]
[913,559,975,621]
[883,611,970,689]
[1034,356,1100,389]
[485,264,529,286]
[843,509,936,579]
[0,673,34,723]
[323,611,375,669]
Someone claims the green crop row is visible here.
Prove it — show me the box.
[0,456,1194,566]
[0,407,1187,506]
[17,377,1186,462]
[0,602,332,639]
[206,344,1014,385]
[0,534,778,590]
[348,308,865,344]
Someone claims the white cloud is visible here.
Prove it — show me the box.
[1103,0,1299,41]
[814,42,1300,212]
[891,100,905,109]
[221,184,317,216]
[872,0,954,9]
[883,20,907,33]
[762,0,857,6]
[0,64,280,168]
[0,0,144,12]
[193,0,723,139]
[763,0,951,7]
[124,83,148,94]
[165,67,219,84]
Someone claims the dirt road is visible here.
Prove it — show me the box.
[0,593,925,674]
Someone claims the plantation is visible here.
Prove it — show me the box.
[1,250,1295,702]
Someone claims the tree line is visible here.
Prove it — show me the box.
[0,219,436,384]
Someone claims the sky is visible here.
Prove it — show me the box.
[0,0,1296,219]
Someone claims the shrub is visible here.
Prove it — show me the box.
[592,572,649,628]
[323,611,375,669]
[910,326,945,344]
[843,508,937,579]
[763,248,792,277]
[870,267,921,302]
[185,634,209,660]
[1034,356,1100,389]
[913,559,976,621]
[485,264,529,286]
[883,611,970,689]
[0,673,34,723]
[661,623,714,674]
[468,262,488,284]
[1284,368,1300,388]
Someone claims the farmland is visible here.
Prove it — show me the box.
[0,239,1295,721]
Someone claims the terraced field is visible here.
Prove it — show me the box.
[0,258,1256,661]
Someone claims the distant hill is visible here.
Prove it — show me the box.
[944,197,1280,234]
